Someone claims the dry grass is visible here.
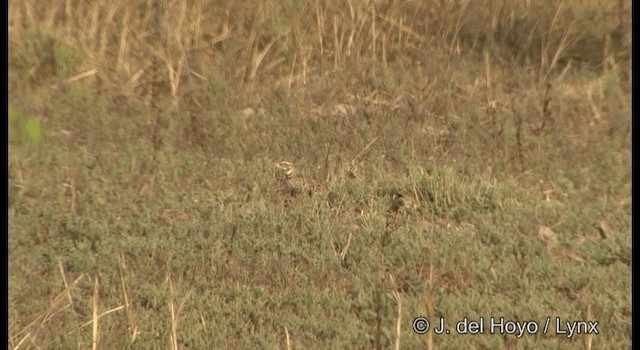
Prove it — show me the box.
[9,0,630,348]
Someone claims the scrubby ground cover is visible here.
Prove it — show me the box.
[9,1,630,348]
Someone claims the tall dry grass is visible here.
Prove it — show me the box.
[9,0,629,109]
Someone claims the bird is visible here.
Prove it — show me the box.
[537,226,584,263]
[593,220,614,240]
[275,161,312,196]
[343,161,359,180]
[390,189,420,213]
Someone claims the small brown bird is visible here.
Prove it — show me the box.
[538,226,584,263]
[344,162,359,180]
[390,189,420,213]
[593,220,613,240]
[275,161,311,196]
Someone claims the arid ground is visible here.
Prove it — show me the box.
[9,1,630,348]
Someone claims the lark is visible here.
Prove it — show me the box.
[344,161,359,180]
[538,225,584,263]
[275,161,312,196]
[390,189,420,213]
[593,220,614,240]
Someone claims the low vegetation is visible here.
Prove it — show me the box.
[9,0,630,348]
